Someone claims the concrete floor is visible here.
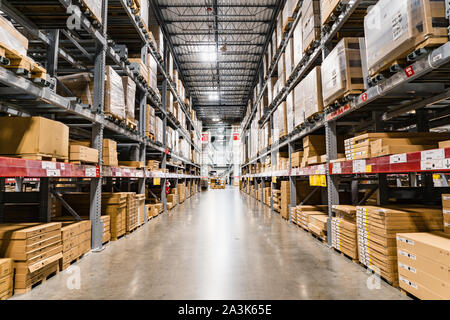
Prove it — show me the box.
[13,187,408,300]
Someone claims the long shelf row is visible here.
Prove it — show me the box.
[242,147,450,178]
[0,156,200,179]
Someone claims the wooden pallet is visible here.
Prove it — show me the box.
[126,117,138,131]
[129,0,141,15]
[2,153,69,162]
[368,37,448,86]
[14,261,59,295]
[321,0,349,29]
[310,232,327,244]
[400,289,419,300]
[282,17,295,34]
[332,247,359,264]
[111,233,126,242]
[105,112,125,123]
[59,254,85,271]
[306,111,324,123]
[146,132,155,142]
[358,262,399,288]
[70,160,98,165]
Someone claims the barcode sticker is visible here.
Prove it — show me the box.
[390,153,407,164]
[421,160,444,171]
[42,162,57,170]
[332,162,341,174]
[353,160,366,173]
[46,169,60,177]
[85,167,96,177]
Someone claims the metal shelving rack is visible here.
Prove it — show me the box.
[240,0,450,247]
[0,0,202,250]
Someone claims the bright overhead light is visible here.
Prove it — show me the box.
[209,93,219,101]
[213,118,220,122]
[200,45,217,62]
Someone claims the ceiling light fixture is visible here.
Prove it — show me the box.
[200,45,217,62]
[209,93,219,101]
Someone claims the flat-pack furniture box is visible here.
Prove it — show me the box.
[122,76,136,121]
[320,0,344,27]
[364,0,448,78]
[105,66,126,120]
[0,258,13,300]
[303,66,324,120]
[302,0,321,53]
[69,144,99,164]
[0,116,69,159]
[396,232,450,300]
[321,38,364,107]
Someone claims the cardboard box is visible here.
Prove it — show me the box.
[0,259,13,278]
[0,117,69,159]
[303,66,323,120]
[105,66,126,120]
[0,15,28,57]
[321,38,364,107]
[365,0,448,77]
[122,76,136,121]
[320,0,341,26]
[302,0,321,52]
[70,144,99,164]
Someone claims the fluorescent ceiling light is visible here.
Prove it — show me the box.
[213,118,220,122]
[209,93,219,101]
[200,45,217,62]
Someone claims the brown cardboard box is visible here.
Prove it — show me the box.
[302,0,321,53]
[70,144,99,164]
[439,140,450,149]
[0,117,69,159]
[0,259,13,278]
[320,0,341,26]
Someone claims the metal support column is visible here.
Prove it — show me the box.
[39,178,51,223]
[325,120,339,247]
[270,115,276,213]
[89,0,107,251]
[0,178,5,223]
[46,29,59,79]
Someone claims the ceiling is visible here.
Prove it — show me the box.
[151,0,282,124]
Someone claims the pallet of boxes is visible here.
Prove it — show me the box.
[0,258,13,300]
[356,205,444,287]
[0,223,63,295]
[331,205,359,262]
[59,221,91,271]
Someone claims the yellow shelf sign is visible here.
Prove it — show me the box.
[153,177,161,186]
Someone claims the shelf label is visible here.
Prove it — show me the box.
[420,160,443,171]
[46,169,61,177]
[353,160,366,173]
[42,162,57,170]
[365,165,372,173]
[317,165,326,175]
[61,163,65,170]
[390,153,407,164]
[136,171,144,178]
[332,162,342,174]
[115,171,122,177]
[421,149,445,161]
[153,177,161,185]
[85,167,96,177]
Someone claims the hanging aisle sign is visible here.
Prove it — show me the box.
[153,178,161,185]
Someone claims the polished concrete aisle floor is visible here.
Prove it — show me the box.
[14,187,408,300]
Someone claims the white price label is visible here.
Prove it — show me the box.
[116,171,122,177]
[85,167,96,177]
[136,171,144,178]
[421,149,445,161]
[390,153,407,164]
[123,168,131,173]
[332,162,342,174]
[60,163,65,170]
[352,160,366,173]
[317,165,326,175]
[46,169,60,177]
[42,162,57,170]
[421,160,443,171]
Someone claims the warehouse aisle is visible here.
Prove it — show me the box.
[13,187,408,300]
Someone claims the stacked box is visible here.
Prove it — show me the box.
[149,25,164,58]
[148,54,159,95]
[321,38,364,107]
[59,221,91,270]
[273,102,288,141]
[286,91,295,134]
[178,183,186,203]
[0,259,13,300]
[122,76,136,121]
[291,151,303,168]
[125,193,138,233]
[146,105,156,137]
[155,117,164,143]
[293,20,303,70]
[273,189,281,212]
[281,181,290,220]
[356,206,444,286]
[345,133,450,160]
[302,0,321,53]
[146,160,160,171]
[0,117,69,159]
[296,205,328,229]
[57,73,93,106]
[103,139,118,167]
[293,80,305,128]
[396,232,450,300]
[441,195,450,235]
[69,144,98,164]
[100,215,111,244]
[302,135,326,167]
[331,205,359,260]
[303,66,323,120]
[365,0,448,78]
[291,207,298,224]
[0,223,62,294]
[309,215,328,241]
[285,37,295,80]
[105,66,126,120]
[136,194,146,226]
